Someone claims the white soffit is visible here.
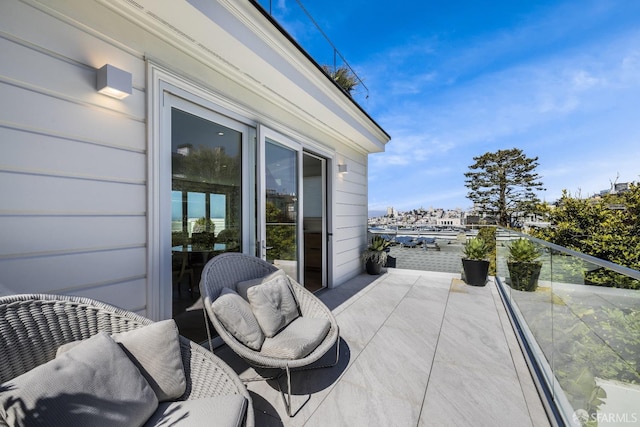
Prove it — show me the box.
[97,0,388,153]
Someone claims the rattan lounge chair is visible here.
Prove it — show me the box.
[199,253,340,417]
[0,294,254,427]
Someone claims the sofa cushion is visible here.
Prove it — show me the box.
[57,320,186,402]
[236,269,286,301]
[212,288,265,350]
[246,273,299,337]
[260,317,331,359]
[143,395,247,427]
[0,332,158,427]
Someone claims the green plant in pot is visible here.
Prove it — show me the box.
[361,235,391,275]
[507,238,542,292]
[462,237,490,286]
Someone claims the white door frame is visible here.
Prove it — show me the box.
[148,62,256,320]
[257,125,304,280]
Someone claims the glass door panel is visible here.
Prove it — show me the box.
[265,138,299,281]
[171,107,243,309]
[303,153,326,291]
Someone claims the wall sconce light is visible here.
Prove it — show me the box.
[96,64,132,99]
[338,164,348,174]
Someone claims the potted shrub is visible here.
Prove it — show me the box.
[461,237,490,286]
[507,238,542,292]
[361,235,391,275]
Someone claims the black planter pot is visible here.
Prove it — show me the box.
[507,262,542,292]
[365,260,383,275]
[462,259,489,287]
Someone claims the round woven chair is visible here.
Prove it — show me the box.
[0,294,254,427]
[199,253,340,417]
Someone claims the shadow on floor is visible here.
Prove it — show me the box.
[315,273,381,311]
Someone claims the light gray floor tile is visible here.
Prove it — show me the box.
[305,377,420,427]
[212,270,546,427]
[420,359,532,427]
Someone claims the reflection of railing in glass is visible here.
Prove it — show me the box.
[495,228,640,425]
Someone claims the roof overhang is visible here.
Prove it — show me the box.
[99,0,390,154]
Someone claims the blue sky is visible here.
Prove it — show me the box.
[262,0,640,213]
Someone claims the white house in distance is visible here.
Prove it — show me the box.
[0,0,390,321]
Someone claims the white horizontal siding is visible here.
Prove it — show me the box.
[0,172,146,214]
[332,147,369,286]
[0,1,148,312]
[0,0,145,89]
[65,278,148,313]
[0,216,146,257]
[0,82,145,152]
[0,127,145,183]
[0,247,146,294]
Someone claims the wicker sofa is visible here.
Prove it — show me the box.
[0,294,254,426]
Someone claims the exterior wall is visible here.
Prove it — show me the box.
[0,0,148,313]
[333,146,369,285]
[0,0,388,316]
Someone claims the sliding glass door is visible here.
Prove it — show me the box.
[263,137,300,281]
[258,126,329,290]
[166,97,253,339]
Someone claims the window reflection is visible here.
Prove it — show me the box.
[171,108,242,253]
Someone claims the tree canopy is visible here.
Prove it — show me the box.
[464,148,544,227]
[532,183,640,288]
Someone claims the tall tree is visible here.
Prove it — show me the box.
[464,148,544,227]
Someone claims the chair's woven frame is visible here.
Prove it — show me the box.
[199,253,340,371]
[0,294,254,427]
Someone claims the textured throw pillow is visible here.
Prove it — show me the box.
[56,320,186,402]
[246,273,299,337]
[0,332,158,427]
[236,269,286,301]
[143,395,247,427]
[212,287,265,351]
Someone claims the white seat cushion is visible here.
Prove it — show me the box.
[0,332,158,427]
[260,317,331,359]
[212,287,265,350]
[246,273,299,337]
[144,395,247,427]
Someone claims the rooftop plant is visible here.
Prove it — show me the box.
[361,235,391,266]
[463,237,490,261]
[508,238,541,263]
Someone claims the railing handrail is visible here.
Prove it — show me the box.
[254,0,369,99]
[498,227,640,280]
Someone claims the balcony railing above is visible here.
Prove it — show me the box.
[250,0,370,104]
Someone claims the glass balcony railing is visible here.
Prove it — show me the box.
[495,228,640,426]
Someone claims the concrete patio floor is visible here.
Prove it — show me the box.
[214,269,552,426]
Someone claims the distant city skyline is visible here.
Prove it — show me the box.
[265,0,640,211]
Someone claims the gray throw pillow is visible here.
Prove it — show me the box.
[212,287,265,350]
[236,269,286,301]
[246,273,299,337]
[56,320,186,402]
[0,332,158,427]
